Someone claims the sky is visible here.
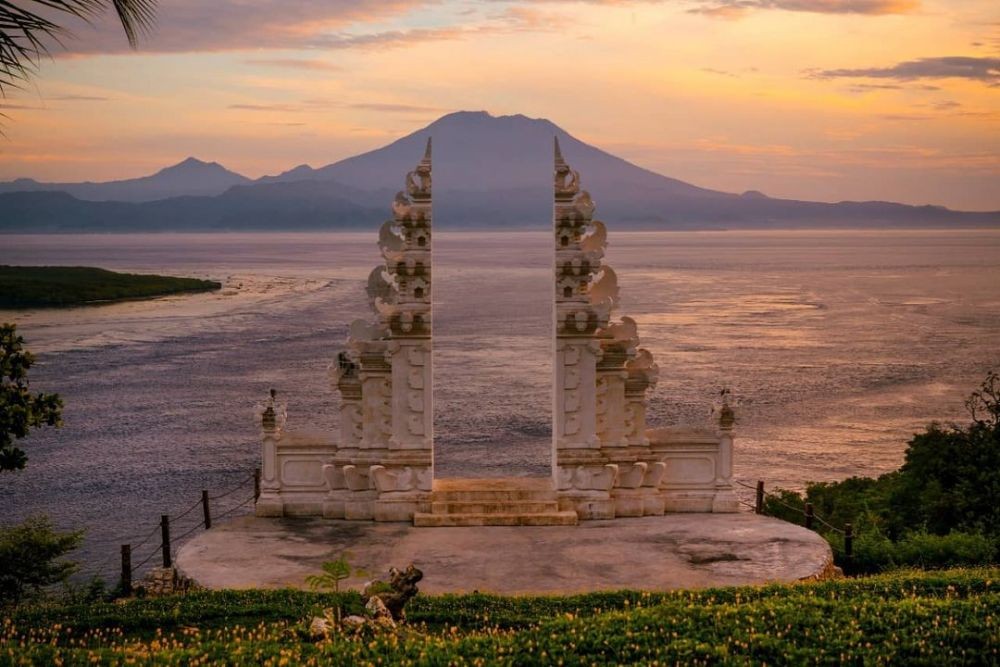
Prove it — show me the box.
[1,0,998,210]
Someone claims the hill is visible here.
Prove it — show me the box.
[4,568,997,664]
[0,157,251,202]
[1,112,997,230]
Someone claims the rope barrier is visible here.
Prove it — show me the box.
[736,477,849,536]
[170,497,203,522]
[812,513,847,535]
[171,522,205,544]
[128,522,162,552]
[130,545,162,575]
[215,494,255,520]
[208,474,254,501]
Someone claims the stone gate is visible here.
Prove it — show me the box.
[255,138,738,524]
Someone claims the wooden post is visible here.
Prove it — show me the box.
[844,523,854,560]
[202,490,212,530]
[121,544,132,596]
[755,480,764,515]
[254,468,261,501]
[160,514,172,568]
[805,503,814,530]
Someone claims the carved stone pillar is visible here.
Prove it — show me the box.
[255,390,286,518]
[712,402,739,513]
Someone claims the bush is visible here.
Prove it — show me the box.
[763,372,1000,574]
[0,515,83,607]
[2,569,998,665]
[894,531,997,569]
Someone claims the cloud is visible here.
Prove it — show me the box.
[810,56,1000,86]
[688,0,919,18]
[844,82,941,93]
[0,102,46,110]
[227,99,447,115]
[228,103,304,113]
[49,94,111,101]
[47,0,427,55]
[348,103,449,114]
[244,59,342,72]
[701,67,739,77]
[45,1,568,57]
[309,7,560,51]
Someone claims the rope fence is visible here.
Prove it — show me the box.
[76,469,260,595]
[735,478,854,559]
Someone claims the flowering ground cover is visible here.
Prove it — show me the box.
[2,568,997,665]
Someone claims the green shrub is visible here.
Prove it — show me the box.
[894,530,997,569]
[0,515,83,606]
[2,569,998,665]
[762,373,1000,574]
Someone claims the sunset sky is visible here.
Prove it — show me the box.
[1,0,998,209]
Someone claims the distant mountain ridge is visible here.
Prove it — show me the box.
[0,157,251,202]
[1,111,997,231]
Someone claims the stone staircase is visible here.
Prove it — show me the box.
[413,478,579,527]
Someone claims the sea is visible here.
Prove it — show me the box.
[2,229,999,579]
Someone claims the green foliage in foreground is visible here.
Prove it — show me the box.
[2,569,998,665]
[1,322,62,471]
[0,266,221,308]
[764,371,1000,574]
[0,516,82,607]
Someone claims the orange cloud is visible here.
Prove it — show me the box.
[689,0,919,17]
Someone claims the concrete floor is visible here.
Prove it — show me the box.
[176,513,834,594]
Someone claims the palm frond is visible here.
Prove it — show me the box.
[0,0,156,97]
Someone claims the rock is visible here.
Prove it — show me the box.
[342,615,367,631]
[365,595,393,620]
[309,616,333,638]
[133,567,199,598]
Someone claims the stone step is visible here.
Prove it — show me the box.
[413,511,579,527]
[434,490,556,503]
[431,477,556,504]
[430,500,560,515]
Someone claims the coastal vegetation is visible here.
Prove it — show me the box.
[0,323,61,471]
[1,568,996,664]
[0,266,221,308]
[765,371,1000,574]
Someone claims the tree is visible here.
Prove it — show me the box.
[1,1,156,96]
[763,370,1000,573]
[0,514,83,606]
[1,322,62,471]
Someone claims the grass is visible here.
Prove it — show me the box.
[0,266,221,308]
[1,568,997,665]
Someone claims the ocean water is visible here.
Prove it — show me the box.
[1,230,999,578]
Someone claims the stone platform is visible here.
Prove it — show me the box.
[177,513,834,595]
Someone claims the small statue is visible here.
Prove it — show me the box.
[718,388,736,430]
[362,564,423,621]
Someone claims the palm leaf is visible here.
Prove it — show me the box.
[0,0,156,97]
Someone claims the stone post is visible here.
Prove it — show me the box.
[255,389,286,517]
[712,399,739,513]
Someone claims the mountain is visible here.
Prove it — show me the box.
[0,157,251,202]
[1,112,998,231]
[261,111,717,198]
